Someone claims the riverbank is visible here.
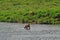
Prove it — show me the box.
[0,0,60,24]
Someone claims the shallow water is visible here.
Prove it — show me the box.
[0,22,60,40]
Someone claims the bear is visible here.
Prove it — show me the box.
[24,23,30,30]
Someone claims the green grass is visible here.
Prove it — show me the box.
[0,0,60,24]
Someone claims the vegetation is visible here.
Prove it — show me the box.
[0,0,60,24]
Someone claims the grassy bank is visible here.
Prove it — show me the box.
[0,0,60,24]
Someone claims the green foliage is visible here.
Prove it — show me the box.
[0,0,60,24]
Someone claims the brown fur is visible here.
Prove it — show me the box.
[24,23,30,30]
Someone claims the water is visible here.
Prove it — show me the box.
[0,22,60,40]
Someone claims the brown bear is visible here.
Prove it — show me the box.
[24,23,30,30]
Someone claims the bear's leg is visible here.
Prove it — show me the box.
[27,27,30,30]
